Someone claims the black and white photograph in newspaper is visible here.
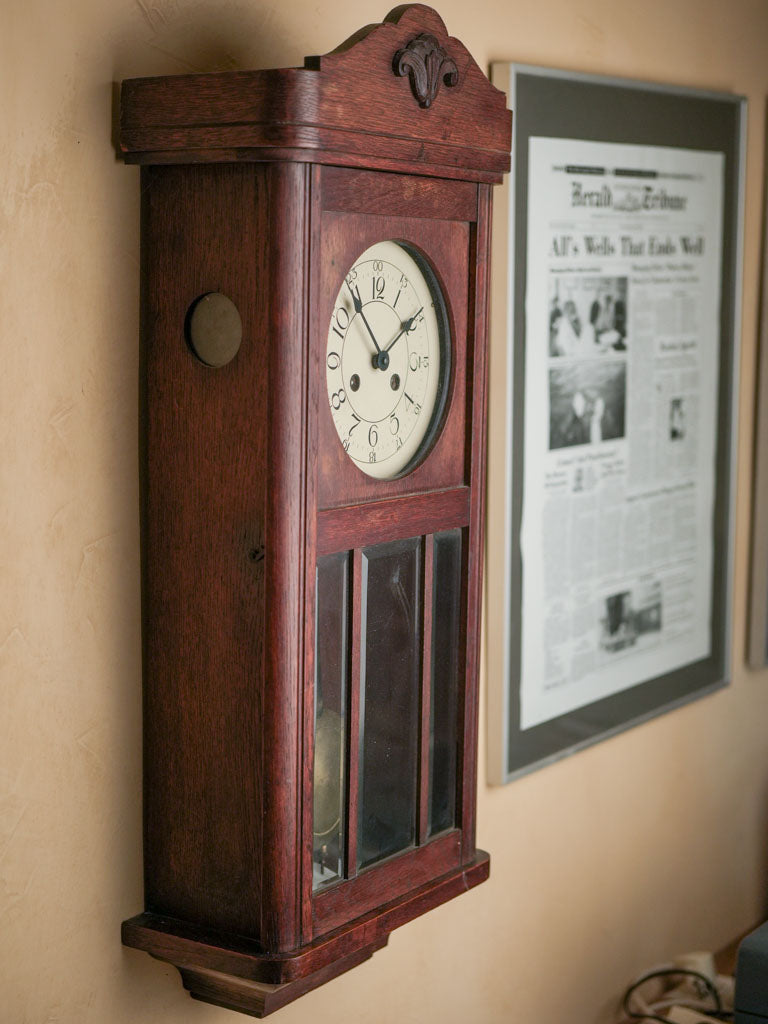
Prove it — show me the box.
[549,275,628,358]
[669,396,686,440]
[600,579,662,655]
[549,361,626,450]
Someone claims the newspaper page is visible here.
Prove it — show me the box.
[520,137,724,730]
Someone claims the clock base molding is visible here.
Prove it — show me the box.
[181,947,381,1019]
[123,852,489,1017]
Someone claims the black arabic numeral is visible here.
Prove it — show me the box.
[332,306,350,339]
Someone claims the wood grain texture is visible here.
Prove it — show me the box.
[122,848,488,986]
[312,829,461,936]
[300,164,325,943]
[119,6,511,182]
[321,167,478,220]
[140,163,268,940]
[260,161,311,952]
[316,486,470,555]
[121,143,505,185]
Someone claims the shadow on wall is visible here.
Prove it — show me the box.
[108,1,346,179]
[111,2,333,85]
[106,0,334,1007]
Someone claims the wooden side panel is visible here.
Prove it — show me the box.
[141,163,269,939]
[299,165,324,944]
[260,162,311,953]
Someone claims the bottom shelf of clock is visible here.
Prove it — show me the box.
[122,851,489,1018]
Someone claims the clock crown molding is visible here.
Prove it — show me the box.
[118,4,511,183]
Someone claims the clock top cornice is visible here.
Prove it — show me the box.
[118,4,512,183]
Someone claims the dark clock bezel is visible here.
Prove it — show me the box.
[328,239,453,481]
[393,240,453,479]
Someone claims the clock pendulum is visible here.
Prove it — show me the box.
[118,4,511,1017]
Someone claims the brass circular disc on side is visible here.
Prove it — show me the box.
[186,292,243,368]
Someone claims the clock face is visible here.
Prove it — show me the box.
[325,240,450,479]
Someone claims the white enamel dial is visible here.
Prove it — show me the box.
[325,240,449,479]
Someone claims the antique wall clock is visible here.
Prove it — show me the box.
[118,5,511,1017]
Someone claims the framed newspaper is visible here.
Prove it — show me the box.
[487,64,745,782]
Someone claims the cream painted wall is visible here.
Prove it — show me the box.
[2,1,768,1022]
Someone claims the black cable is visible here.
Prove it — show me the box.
[621,966,732,1023]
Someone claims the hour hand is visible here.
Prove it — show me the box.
[346,279,383,356]
[346,279,364,316]
[385,307,423,353]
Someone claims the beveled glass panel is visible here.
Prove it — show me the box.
[358,537,421,870]
[428,529,462,837]
[312,552,349,891]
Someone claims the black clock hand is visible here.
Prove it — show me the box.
[384,307,423,353]
[346,280,382,355]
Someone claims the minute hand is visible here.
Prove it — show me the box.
[385,307,424,353]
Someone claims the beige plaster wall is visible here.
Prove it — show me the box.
[3,1,768,1022]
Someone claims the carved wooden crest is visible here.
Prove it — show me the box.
[393,32,458,108]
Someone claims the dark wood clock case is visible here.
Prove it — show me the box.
[118,5,511,1017]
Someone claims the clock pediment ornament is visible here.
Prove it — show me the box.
[118,5,510,1018]
[393,31,459,108]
